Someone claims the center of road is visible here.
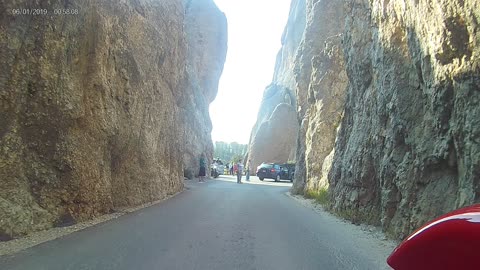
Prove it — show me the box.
[0,176,395,270]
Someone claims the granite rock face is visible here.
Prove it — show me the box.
[290,0,347,194]
[183,0,227,177]
[329,0,480,239]
[0,0,226,238]
[278,0,479,239]
[247,94,298,171]
[245,0,305,172]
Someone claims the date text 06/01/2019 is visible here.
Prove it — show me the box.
[10,9,79,15]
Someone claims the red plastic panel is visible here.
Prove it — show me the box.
[387,204,480,270]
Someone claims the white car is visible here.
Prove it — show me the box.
[210,160,225,178]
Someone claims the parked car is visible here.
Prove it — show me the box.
[256,163,294,182]
[210,159,225,178]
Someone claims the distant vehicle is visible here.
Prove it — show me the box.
[387,204,480,270]
[256,163,294,182]
[210,159,225,178]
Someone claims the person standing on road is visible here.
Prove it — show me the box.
[230,163,234,175]
[236,160,243,184]
[246,159,251,181]
[199,154,206,183]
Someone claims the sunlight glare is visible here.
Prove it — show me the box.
[210,0,292,144]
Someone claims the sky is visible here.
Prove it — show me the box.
[210,0,292,145]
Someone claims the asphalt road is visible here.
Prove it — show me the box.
[0,176,394,270]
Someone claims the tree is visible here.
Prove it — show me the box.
[213,141,247,163]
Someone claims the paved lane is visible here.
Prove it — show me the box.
[0,176,393,270]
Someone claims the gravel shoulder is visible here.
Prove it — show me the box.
[287,192,399,269]
[0,189,184,256]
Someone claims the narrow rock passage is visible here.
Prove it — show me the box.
[0,176,394,270]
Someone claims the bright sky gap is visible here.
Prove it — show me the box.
[210,0,292,144]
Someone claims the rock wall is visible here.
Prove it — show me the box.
[245,0,305,172]
[283,0,480,240]
[272,0,306,91]
[247,95,298,171]
[329,0,480,239]
[290,0,347,194]
[183,0,227,178]
[0,0,226,238]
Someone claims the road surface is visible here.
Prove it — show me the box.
[0,176,394,270]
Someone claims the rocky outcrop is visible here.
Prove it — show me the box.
[0,0,226,238]
[283,0,479,240]
[248,98,297,170]
[272,0,307,91]
[183,0,227,178]
[329,0,480,239]
[245,0,305,171]
[290,0,347,194]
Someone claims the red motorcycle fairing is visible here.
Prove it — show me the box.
[387,204,480,270]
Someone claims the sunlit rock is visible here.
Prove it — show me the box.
[0,0,226,238]
[183,0,227,177]
[290,0,347,195]
[245,0,306,171]
[277,0,479,240]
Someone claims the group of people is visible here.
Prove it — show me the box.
[197,154,251,184]
[224,163,237,175]
[230,159,252,184]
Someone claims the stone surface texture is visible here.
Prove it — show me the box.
[245,0,305,172]
[281,0,479,239]
[290,0,347,194]
[0,0,226,238]
[183,0,227,177]
[329,0,480,239]
[248,98,298,171]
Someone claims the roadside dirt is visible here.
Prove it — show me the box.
[287,192,399,269]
